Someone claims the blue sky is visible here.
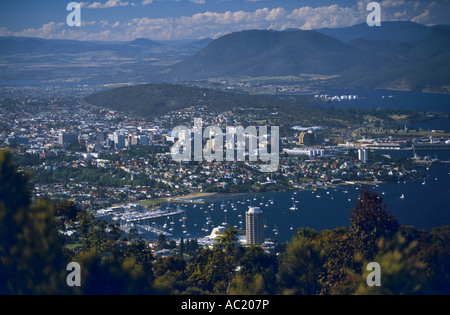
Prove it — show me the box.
[0,0,449,41]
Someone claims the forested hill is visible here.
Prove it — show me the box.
[166,27,450,93]
[84,83,366,128]
[167,29,385,80]
[85,83,285,118]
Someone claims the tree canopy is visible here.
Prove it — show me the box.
[1,149,449,295]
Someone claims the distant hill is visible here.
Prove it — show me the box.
[127,38,163,47]
[1,21,449,93]
[0,36,211,84]
[166,25,450,93]
[0,36,214,57]
[0,36,163,57]
[84,83,366,128]
[84,83,288,118]
[341,28,450,93]
[167,29,400,80]
[315,21,431,42]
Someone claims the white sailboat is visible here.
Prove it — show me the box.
[289,200,298,211]
[273,225,279,235]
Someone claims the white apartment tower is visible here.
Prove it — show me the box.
[358,148,368,162]
[246,207,264,246]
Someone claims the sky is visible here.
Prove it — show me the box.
[0,0,449,41]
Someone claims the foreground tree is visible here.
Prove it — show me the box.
[349,188,399,261]
[277,229,326,295]
[0,150,67,294]
[355,233,428,295]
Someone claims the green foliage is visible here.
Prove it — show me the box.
[1,148,449,295]
[0,150,66,294]
[85,83,368,128]
[152,256,187,294]
[277,231,326,295]
[186,248,235,294]
[70,249,151,295]
[349,188,399,261]
[54,200,80,221]
[213,226,239,254]
[230,246,277,295]
[355,233,428,295]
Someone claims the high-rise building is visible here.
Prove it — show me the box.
[298,130,324,146]
[246,207,264,246]
[358,148,368,162]
[96,130,109,142]
[58,132,79,146]
[113,131,125,150]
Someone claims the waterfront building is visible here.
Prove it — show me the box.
[358,148,368,162]
[246,207,264,246]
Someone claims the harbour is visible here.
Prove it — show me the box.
[98,150,450,243]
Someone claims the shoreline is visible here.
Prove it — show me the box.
[143,173,432,208]
[168,180,383,203]
[168,192,218,203]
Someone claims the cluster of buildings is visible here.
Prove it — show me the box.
[1,86,446,217]
[203,206,268,251]
[314,94,359,101]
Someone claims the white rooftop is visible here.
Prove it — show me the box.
[247,206,262,214]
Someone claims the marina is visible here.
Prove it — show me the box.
[96,154,449,243]
[118,151,450,242]
[95,203,186,237]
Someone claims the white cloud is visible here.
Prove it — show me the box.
[287,5,362,30]
[141,0,206,5]
[3,1,450,41]
[80,0,132,9]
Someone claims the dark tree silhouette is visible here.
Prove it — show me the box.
[349,188,399,261]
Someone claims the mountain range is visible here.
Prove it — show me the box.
[167,22,450,93]
[1,21,449,93]
[315,21,450,42]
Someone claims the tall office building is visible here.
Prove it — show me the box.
[58,132,79,146]
[113,131,125,150]
[297,130,324,146]
[246,207,264,246]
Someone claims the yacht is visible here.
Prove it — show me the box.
[273,226,279,235]
[289,200,298,211]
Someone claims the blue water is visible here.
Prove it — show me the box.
[125,89,450,243]
[149,150,449,243]
[313,89,450,113]
[149,90,450,243]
